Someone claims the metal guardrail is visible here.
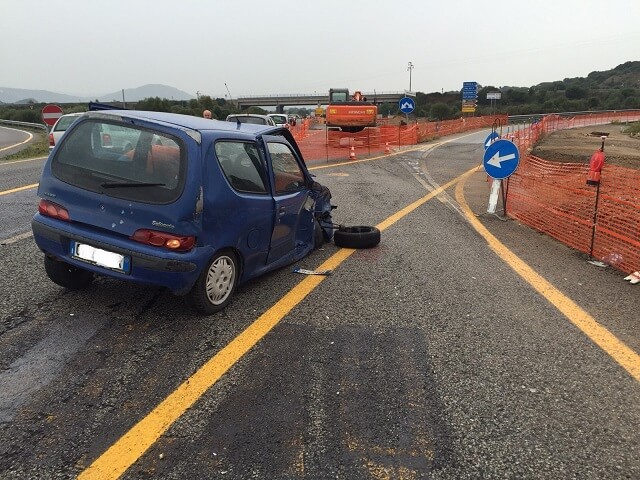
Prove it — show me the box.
[0,119,48,132]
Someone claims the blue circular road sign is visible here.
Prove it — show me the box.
[399,97,415,114]
[483,139,520,179]
[483,131,500,150]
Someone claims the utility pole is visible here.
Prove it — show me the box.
[407,62,414,93]
[225,83,232,100]
[196,91,201,101]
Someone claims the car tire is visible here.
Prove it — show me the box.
[44,255,94,290]
[188,250,238,314]
[313,219,325,249]
[333,226,380,249]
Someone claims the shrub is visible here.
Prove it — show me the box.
[623,122,640,136]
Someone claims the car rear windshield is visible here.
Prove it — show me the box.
[51,119,186,204]
[54,115,81,132]
[228,116,268,125]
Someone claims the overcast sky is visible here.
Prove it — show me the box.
[3,0,639,98]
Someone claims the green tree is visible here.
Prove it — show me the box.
[430,103,451,120]
[566,86,587,100]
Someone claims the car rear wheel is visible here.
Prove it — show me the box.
[188,250,238,314]
[333,226,380,249]
[44,255,94,290]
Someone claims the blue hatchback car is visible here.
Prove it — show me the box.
[32,110,334,313]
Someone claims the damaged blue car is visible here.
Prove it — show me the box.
[32,110,334,313]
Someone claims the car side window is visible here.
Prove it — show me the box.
[215,141,268,194]
[267,142,305,195]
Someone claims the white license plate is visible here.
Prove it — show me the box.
[72,242,127,271]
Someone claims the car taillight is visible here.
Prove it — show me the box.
[38,199,70,221]
[130,229,195,252]
[49,133,55,147]
[102,133,112,146]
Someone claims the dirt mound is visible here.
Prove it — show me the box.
[531,125,640,169]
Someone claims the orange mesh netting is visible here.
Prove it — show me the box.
[504,110,640,275]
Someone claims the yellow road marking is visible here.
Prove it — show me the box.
[79,247,355,479]
[0,184,39,196]
[455,170,640,382]
[0,155,48,165]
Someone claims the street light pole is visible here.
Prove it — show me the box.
[407,62,414,92]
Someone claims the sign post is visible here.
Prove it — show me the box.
[399,97,415,136]
[482,139,520,214]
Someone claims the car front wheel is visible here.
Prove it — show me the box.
[188,250,238,314]
[44,255,94,290]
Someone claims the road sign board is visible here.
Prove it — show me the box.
[462,81,478,100]
[483,139,520,179]
[487,92,502,100]
[484,132,500,149]
[399,97,415,114]
[41,104,63,126]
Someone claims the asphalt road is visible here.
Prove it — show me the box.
[0,125,44,159]
[0,131,638,479]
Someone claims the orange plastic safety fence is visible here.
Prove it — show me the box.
[295,115,506,163]
[506,110,640,275]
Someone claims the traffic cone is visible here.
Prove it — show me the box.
[349,146,356,160]
[385,142,390,153]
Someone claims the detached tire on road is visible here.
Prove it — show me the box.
[334,226,380,249]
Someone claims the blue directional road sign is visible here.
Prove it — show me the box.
[483,139,520,179]
[483,131,500,150]
[462,81,478,100]
[399,97,415,114]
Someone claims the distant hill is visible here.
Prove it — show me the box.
[0,84,195,104]
[537,61,640,90]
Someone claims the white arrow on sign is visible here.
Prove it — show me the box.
[485,137,496,148]
[487,151,516,168]
[401,102,413,110]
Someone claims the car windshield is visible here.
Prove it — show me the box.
[51,119,186,204]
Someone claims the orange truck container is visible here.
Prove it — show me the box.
[325,88,377,133]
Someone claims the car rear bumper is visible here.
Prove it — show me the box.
[32,214,207,295]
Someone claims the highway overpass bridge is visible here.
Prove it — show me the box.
[235,91,409,112]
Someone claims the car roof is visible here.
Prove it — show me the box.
[53,112,84,122]
[83,110,280,135]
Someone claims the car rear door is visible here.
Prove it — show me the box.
[262,136,314,264]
